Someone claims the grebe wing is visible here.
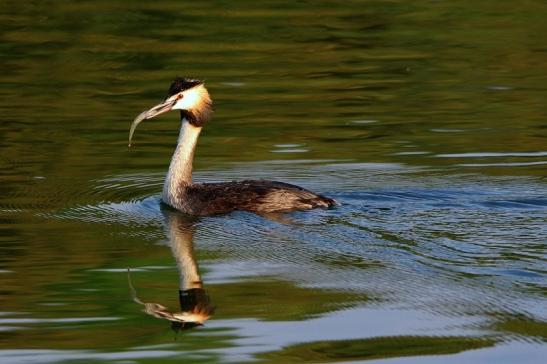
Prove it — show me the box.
[185,180,335,214]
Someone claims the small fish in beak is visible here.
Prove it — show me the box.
[128,92,182,147]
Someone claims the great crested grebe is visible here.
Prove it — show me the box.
[129,77,336,216]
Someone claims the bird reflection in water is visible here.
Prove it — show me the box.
[127,208,215,332]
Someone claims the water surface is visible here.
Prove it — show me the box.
[1,1,546,363]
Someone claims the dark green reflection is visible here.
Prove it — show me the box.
[260,336,497,363]
[494,315,547,342]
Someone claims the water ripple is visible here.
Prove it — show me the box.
[437,152,547,158]
[39,166,547,323]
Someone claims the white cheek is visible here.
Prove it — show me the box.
[173,89,200,110]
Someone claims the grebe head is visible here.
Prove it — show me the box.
[129,77,213,146]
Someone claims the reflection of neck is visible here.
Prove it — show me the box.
[167,216,202,291]
[162,119,201,207]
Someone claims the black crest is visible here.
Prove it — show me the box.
[167,77,203,97]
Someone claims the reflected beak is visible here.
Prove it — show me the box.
[129,93,181,147]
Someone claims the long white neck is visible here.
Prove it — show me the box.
[162,119,201,207]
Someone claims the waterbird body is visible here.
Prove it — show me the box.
[129,77,336,216]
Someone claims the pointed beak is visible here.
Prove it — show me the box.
[129,94,180,147]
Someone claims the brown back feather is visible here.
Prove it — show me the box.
[183,180,335,215]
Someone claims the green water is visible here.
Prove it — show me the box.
[1,1,546,363]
